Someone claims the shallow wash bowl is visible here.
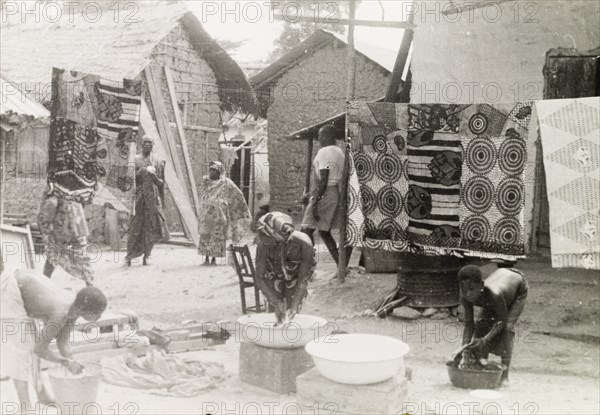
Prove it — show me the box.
[446,361,506,389]
[237,314,331,349]
[305,334,410,385]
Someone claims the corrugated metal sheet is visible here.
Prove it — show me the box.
[0,76,50,118]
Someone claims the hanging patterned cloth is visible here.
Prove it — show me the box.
[346,101,535,260]
[536,97,600,270]
[48,67,141,208]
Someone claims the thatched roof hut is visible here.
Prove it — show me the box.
[1,2,256,113]
[1,1,258,240]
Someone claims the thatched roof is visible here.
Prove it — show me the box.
[0,74,50,119]
[0,2,257,114]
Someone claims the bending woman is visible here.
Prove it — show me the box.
[255,212,316,325]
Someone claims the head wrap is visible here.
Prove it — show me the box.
[209,161,225,176]
[142,135,154,144]
[257,212,295,241]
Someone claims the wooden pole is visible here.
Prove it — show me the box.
[0,134,5,225]
[338,0,357,283]
[273,14,414,28]
[250,151,256,216]
[304,135,314,207]
[385,12,414,102]
[240,145,246,201]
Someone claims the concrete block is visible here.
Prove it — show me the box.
[239,342,314,394]
[296,368,409,415]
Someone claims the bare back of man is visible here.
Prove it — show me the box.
[16,269,75,324]
[2,268,107,412]
[482,268,524,311]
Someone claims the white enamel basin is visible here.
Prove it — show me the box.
[237,313,333,349]
[305,334,410,385]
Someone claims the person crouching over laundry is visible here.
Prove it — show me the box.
[0,265,107,413]
[458,264,528,385]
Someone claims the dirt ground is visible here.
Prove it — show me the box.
[1,240,599,414]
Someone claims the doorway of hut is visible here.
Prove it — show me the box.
[227,139,252,204]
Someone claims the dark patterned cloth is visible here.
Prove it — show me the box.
[49,67,141,209]
[37,195,93,284]
[197,163,251,258]
[346,102,533,259]
[458,104,530,256]
[125,154,169,261]
[406,104,465,249]
[255,213,316,324]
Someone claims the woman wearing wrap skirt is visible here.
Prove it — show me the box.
[125,136,169,266]
[198,161,251,265]
[255,212,316,325]
[38,186,93,286]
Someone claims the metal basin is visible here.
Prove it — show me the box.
[237,313,332,349]
[446,361,506,389]
[305,334,410,385]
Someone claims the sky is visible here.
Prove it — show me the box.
[191,1,409,64]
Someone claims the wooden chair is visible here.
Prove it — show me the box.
[230,244,269,314]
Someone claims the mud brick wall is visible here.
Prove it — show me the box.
[143,22,223,233]
[84,205,106,245]
[267,44,390,222]
[2,177,47,224]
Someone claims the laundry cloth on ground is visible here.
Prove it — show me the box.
[536,97,600,270]
[101,347,226,397]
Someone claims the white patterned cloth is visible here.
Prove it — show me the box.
[536,97,600,270]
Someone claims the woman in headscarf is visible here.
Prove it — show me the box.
[125,135,169,266]
[198,161,251,265]
[255,212,316,325]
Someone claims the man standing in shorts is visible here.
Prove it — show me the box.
[301,125,350,267]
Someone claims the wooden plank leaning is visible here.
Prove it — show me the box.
[140,101,199,245]
[144,66,186,181]
[163,65,201,217]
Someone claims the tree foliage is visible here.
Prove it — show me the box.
[217,38,247,55]
[268,0,357,62]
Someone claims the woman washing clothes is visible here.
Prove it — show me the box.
[255,212,316,325]
[198,161,251,265]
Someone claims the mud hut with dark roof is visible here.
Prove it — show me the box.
[250,29,405,222]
